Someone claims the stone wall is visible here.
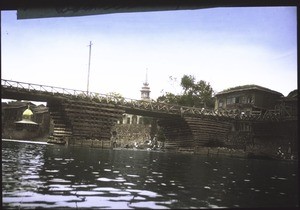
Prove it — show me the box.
[2,127,41,140]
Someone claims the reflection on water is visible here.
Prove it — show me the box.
[2,140,299,209]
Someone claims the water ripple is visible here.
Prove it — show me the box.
[2,141,298,209]
[97,177,126,182]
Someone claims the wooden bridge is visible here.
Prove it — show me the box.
[1,79,291,149]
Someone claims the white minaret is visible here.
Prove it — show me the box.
[140,70,151,101]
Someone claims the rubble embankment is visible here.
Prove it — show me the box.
[3,123,297,161]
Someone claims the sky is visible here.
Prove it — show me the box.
[1,6,297,101]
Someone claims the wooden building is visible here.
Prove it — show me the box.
[215,85,298,159]
[214,84,283,116]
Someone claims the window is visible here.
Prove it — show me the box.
[226,97,235,105]
[241,96,247,104]
[227,96,242,104]
[247,96,253,103]
[218,99,224,107]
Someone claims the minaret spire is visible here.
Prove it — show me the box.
[144,68,149,86]
[140,69,151,100]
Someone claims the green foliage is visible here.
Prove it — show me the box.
[157,92,180,104]
[158,74,215,108]
[181,75,196,94]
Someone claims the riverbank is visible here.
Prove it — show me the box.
[193,146,297,161]
[2,138,297,162]
[112,146,297,162]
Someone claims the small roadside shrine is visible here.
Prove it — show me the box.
[15,106,39,131]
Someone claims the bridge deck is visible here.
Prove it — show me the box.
[2,79,293,121]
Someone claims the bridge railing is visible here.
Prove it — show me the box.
[1,79,285,121]
[1,79,98,98]
[118,97,218,116]
[2,79,218,116]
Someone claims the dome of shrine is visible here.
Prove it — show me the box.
[23,108,33,116]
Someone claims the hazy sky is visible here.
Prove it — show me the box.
[1,7,297,100]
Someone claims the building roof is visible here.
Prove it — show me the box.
[32,104,49,114]
[215,84,283,97]
[287,89,298,98]
[2,101,49,113]
[15,119,39,125]
[2,101,36,109]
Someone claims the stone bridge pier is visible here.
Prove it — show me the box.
[47,98,232,149]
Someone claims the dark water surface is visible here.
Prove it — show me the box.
[2,140,299,209]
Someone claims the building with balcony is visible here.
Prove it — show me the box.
[214,84,283,116]
[214,85,297,159]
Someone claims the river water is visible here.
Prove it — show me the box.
[2,140,299,209]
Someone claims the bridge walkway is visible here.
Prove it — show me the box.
[2,79,296,148]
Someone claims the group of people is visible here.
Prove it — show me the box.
[112,133,163,150]
[276,143,294,160]
[134,135,160,150]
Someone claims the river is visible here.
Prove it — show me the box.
[2,140,299,209]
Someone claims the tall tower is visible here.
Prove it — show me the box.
[140,70,151,101]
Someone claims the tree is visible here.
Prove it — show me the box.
[194,79,214,108]
[181,74,196,94]
[180,74,214,108]
[157,74,215,108]
[157,92,180,104]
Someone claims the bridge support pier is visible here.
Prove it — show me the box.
[158,116,193,150]
[47,99,124,146]
[158,115,232,150]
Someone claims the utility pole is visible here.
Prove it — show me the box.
[87,41,92,95]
